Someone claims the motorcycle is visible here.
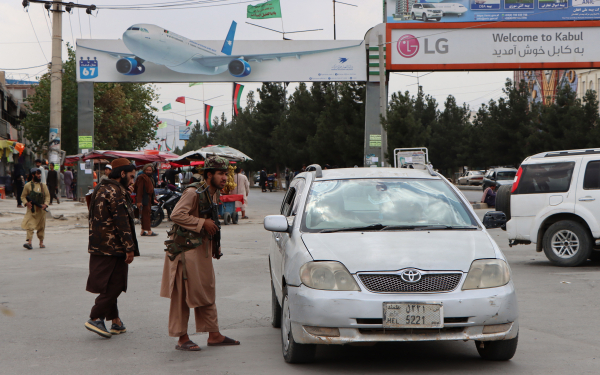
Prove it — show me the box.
[157,184,182,221]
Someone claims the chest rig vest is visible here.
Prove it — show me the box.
[164,181,220,279]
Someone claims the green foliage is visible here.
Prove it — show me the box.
[20,45,159,155]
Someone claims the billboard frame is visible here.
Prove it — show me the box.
[386,21,600,71]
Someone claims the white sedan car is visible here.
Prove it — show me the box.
[265,166,518,363]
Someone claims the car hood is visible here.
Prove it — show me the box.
[301,231,496,273]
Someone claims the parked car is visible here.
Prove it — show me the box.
[411,3,443,21]
[482,168,518,190]
[457,170,484,185]
[265,165,519,363]
[495,149,600,266]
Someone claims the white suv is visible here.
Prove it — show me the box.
[500,149,600,266]
[411,3,443,22]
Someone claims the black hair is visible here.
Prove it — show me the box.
[203,169,216,180]
[109,164,135,179]
[35,159,42,164]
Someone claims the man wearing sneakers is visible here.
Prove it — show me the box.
[85,158,139,338]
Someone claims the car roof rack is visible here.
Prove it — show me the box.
[305,164,323,178]
[533,149,600,158]
[399,161,437,177]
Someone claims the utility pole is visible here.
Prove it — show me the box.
[23,1,96,166]
[378,34,387,167]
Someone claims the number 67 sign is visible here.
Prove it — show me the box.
[79,57,98,79]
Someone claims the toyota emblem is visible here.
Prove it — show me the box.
[400,269,422,283]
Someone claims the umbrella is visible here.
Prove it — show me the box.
[169,145,252,164]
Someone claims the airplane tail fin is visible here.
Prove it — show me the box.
[221,21,237,56]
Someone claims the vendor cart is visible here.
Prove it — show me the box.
[219,194,244,225]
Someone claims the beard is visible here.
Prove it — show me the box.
[120,175,132,188]
[33,176,41,182]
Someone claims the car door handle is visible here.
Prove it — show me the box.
[579,196,596,202]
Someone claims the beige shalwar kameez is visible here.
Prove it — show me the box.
[231,173,249,212]
[160,187,220,337]
[20,182,50,241]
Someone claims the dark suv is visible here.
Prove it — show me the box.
[482,168,518,190]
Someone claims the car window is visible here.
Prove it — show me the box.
[423,4,435,8]
[583,161,600,190]
[301,179,477,232]
[280,186,296,216]
[514,162,575,194]
[471,171,483,176]
[496,171,516,180]
[290,179,306,216]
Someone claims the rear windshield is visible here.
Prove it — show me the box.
[471,171,483,175]
[497,171,516,180]
[513,162,575,194]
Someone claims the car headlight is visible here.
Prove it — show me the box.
[462,259,510,290]
[300,261,361,291]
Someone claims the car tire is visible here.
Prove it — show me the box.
[542,220,592,267]
[271,280,282,328]
[475,334,518,361]
[422,14,428,21]
[281,286,316,363]
[411,12,415,20]
[223,212,232,225]
[495,185,512,221]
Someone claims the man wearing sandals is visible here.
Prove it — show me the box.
[85,158,139,338]
[160,156,240,351]
[21,168,50,250]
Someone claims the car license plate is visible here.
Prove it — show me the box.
[383,302,443,329]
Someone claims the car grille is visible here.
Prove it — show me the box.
[358,273,462,293]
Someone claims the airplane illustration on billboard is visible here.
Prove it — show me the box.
[77,21,362,78]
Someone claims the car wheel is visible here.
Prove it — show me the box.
[223,212,232,225]
[281,286,316,363]
[495,185,512,221]
[271,280,282,328]
[411,12,415,20]
[475,334,518,361]
[422,14,428,22]
[543,220,592,266]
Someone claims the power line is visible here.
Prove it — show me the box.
[68,10,76,46]
[0,63,48,71]
[41,5,52,40]
[77,1,83,39]
[88,13,92,38]
[99,0,257,10]
[26,11,48,63]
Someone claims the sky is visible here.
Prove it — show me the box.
[0,0,510,150]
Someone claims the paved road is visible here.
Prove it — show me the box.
[1,188,599,374]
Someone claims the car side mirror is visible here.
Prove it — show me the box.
[483,211,507,229]
[264,215,290,232]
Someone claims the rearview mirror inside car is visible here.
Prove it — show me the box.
[264,215,290,232]
[483,211,507,229]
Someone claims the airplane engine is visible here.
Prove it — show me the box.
[116,57,145,75]
[228,59,251,78]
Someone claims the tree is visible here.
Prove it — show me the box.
[21,45,159,155]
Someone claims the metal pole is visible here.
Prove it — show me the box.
[48,1,63,165]
[333,0,336,40]
[378,34,387,167]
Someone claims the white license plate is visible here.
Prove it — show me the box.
[383,302,443,328]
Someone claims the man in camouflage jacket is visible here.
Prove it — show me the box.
[85,158,139,339]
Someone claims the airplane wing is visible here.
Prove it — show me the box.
[193,41,365,67]
[76,43,137,60]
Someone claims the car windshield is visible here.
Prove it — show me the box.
[301,179,477,232]
[497,171,516,180]
[423,4,436,8]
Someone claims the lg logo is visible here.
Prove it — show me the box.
[397,34,449,58]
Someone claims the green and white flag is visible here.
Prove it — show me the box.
[247,0,281,19]
[162,103,172,111]
[189,82,203,87]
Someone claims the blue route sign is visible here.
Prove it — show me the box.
[79,57,98,79]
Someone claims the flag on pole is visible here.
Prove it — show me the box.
[175,96,186,104]
[162,103,172,111]
[157,120,167,129]
[189,82,203,87]
[158,144,162,151]
[205,104,214,132]
[185,120,192,126]
[166,143,172,152]
[232,83,244,117]
[247,0,282,19]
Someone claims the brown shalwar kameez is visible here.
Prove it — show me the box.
[160,187,219,337]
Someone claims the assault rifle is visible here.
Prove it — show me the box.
[26,195,47,214]
[197,184,223,259]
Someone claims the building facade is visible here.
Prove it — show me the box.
[514,70,578,105]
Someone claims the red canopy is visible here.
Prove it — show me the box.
[82,150,179,163]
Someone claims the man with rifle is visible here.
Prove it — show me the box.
[160,156,240,351]
[21,168,50,249]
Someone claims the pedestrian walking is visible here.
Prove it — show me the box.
[21,168,50,250]
[99,164,111,184]
[47,163,60,205]
[231,168,249,219]
[85,158,139,339]
[134,164,158,236]
[64,167,73,199]
[59,166,66,198]
[11,163,26,208]
[259,168,267,192]
[161,156,240,351]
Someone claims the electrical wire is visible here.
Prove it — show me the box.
[77,1,83,39]
[41,6,52,40]
[0,63,48,71]
[98,0,258,11]
[68,11,76,46]
[88,13,92,38]
[27,11,48,63]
